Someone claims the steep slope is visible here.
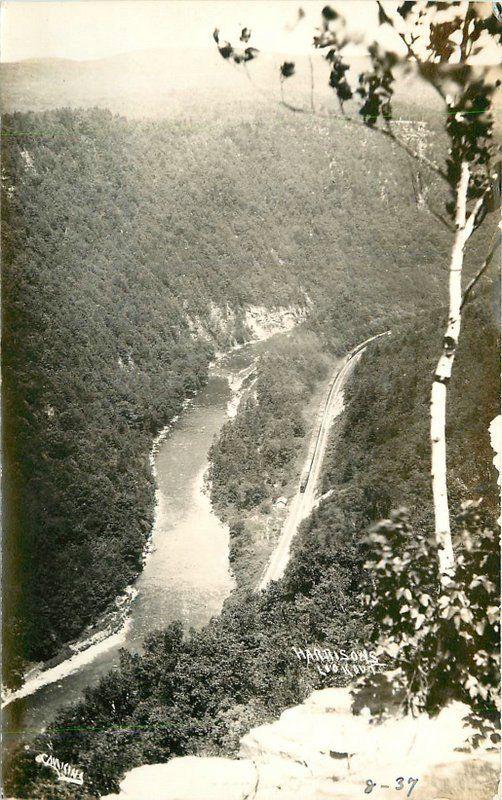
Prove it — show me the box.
[4,289,499,799]
[2,104,456,680]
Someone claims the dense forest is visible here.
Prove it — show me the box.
[209,331,331,513]
[2,104,461,680]
[208,329,333,587]
[209,288,500,591]
[5,289,498,799]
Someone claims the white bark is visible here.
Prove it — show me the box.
[489,415,502,530]
[430,161,483,578]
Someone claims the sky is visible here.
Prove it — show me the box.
[1,1,498,65]
[0,0,384,63]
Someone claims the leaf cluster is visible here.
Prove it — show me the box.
[363,501,500,738]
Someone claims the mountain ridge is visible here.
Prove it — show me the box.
[1,47,443,120]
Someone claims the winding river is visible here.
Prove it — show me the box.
[4,345,257,751]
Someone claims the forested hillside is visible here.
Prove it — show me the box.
[6,290,498,799]
[209,331,331,513]
[2,103,459,680]
[321,297,500,529]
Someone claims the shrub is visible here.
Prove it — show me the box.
[362,501,500,744]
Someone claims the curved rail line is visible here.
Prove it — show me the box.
[257,331,391,590]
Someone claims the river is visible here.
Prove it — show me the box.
[4,345,257,752]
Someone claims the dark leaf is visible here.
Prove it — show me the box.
[427,19,462,62]
[244,47,259,62]
[481,14,502,42]
[378,5,392,25]
[280,61,296,78]
[397,2,415,19]
[336,80,353,102]
[321,5,338,21]
[218,44,233,60]
[240,27,251,43]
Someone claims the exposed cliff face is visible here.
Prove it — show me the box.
[243,305,307,341]
[102,687,499,800]
[188,303,308,348]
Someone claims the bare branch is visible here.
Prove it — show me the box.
[424,201,455,232]
[308,56,315,114]
[376,1,417,59]
[381,125,447,180]
[459,5,476,62]
[375,1,447,102]
[241,47,448,182]
[464,190,488,238]
[460,227,500,309]
[278,77,309,114]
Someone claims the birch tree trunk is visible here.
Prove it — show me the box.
[430,160,483,578]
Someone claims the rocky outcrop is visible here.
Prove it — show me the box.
[243,305,306,341]
[102,687,499,800]
[187,303,308,348]
[103,757,257,800]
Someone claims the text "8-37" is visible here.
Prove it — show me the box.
[365,777,419,796]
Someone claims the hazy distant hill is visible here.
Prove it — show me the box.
[1,47,443,120]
